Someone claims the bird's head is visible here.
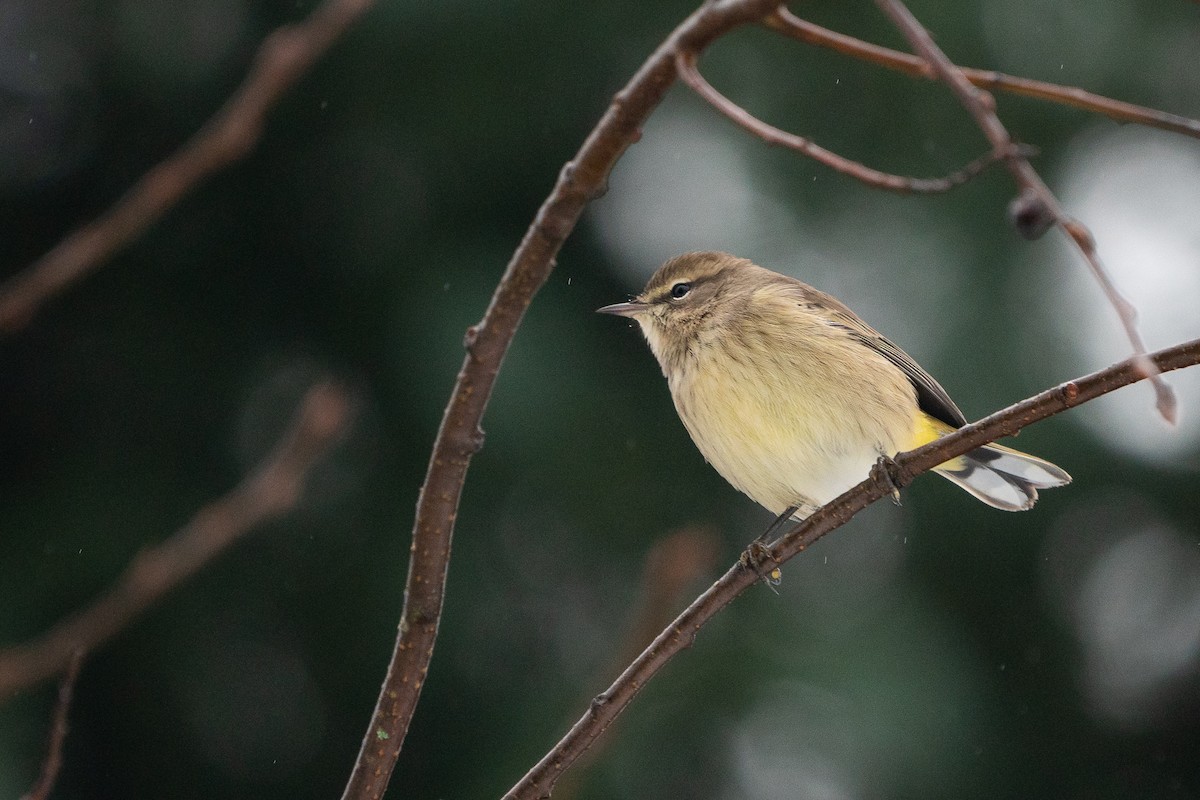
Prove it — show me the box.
[598,251,761,366]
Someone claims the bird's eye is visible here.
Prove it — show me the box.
[670,282,692,300]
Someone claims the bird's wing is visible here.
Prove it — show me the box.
[799,285,969,429]
[855,328,969,428]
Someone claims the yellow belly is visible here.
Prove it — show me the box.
[669,340,919,517]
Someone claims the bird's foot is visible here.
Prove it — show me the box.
[740,539,782,592]
[871,454,904,506]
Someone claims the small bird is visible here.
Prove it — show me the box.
[598,251,1070,521]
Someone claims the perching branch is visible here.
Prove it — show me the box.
[0,383,350,698]
[338,3,785,797]
[0,0,377,334]
[676,49,1024,194]
[764,8,1200,141]
[504,337,1200,800]
[873,0,1178,424]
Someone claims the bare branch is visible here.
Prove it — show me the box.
[873,0,1177,424]
[0,383,351,697]
[765,8,1200,140]
[337,1,785,797]
[0,0,377,334]
[20,651,84,800]
[675,50,1021,193]
[504,336,1200,800]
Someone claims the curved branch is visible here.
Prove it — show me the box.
[0,383,351,697]
[337,2,786,798]
[873,0,1177,425]
[504,336,1200,800]
[0,0,377,334]
[765,8,1200,140]
[676,50,1021,193]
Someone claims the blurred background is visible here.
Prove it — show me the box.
[1,0,1199,797]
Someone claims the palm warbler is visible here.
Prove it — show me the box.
[598,251,1070,519]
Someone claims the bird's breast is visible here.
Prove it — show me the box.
[666,329,917,515]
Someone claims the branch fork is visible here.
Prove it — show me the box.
[3,0,1198,797]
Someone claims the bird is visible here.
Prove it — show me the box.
[598,251,1070,522]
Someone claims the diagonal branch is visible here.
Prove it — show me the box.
[503,336,1200,800]
[0,0,377,334]
[0,383,351,698]
[676,49,1023,194]
[337,1,786,798]
[765,8,1200,140]
[873,0,1177,424]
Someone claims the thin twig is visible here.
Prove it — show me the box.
[873,0,1177,424]
[764,8,1200,141]
[20,651,84,800]
[338,1,785,798]
[0,383,351,697]
[676,50,1019,193]
[0,0,377,334]
[504,336,1200,800]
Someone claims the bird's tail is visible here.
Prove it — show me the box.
[920,416,1071,511]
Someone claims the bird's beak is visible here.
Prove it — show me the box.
[596,301,648,318]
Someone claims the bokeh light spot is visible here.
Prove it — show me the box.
[1044,494,1200,730]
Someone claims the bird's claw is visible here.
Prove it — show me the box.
[741,540,782,592]
[872,454,904,506]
